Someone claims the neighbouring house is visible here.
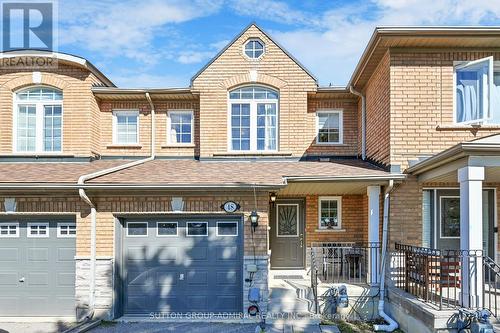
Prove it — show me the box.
[1,23,500,332]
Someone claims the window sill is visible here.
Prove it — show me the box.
[106,144,143,149]
[161,144,196,148]
[436,124,500,131]
[313,143,347,146]
[213,151,293,157]
[314,228,346,233]
[7,153,74,157]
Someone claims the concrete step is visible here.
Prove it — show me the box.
[267,298,311,314]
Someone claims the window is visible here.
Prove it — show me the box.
[316,110,343,144]
[454,57,500,124]
[216,221,238,236]
[319,197,342,229]
[126,222,148,237]
[440,196,460,238]
[157,222,178,237]
[113,110,139,145]
[276,204,299,237]
[186,222,208,236]
[14,87,63,153]
[167,110,193,145]
[244,39,264,59]
[27,222,49,238]
[229,86,278,151]
[0,223,19,238]
[57,223,76,238]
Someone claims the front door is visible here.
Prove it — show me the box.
[436,189,495,257]
[270,200,305,269]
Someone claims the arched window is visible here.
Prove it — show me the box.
[228,86,278,151]
[14,86,63,152]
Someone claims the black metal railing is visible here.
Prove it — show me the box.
[393,243,500,317]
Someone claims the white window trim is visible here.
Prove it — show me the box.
[452,57,496,125]
[13,86,63,153]
[166,110,194,146]
[243,38,265,60]
[439,195,461,239]
[156,221,178,237]
[57,222,76,238]
[126,221,148,237]
[227,88,279,153]
[27,222,49,238]
[276,203,300,238]
[216,221,239,237]
[316,109,343,145]
[318,196,342,230]
[112,110,140,145]
[186,221,208,237]
[0,222,19,238]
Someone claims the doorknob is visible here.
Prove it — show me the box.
[19,277,25,283]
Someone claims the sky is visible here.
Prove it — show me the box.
[55,0,500,88]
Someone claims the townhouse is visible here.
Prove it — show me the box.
[0,24,499,329]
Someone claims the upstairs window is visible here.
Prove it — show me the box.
[316,110,343,144]
[455,57,500,124]
[244,39,264,59]
[113,110,139,145]
[229,86,278,152]
[14,86,63,153]
[167,110,193,145]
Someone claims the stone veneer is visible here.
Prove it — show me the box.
[243,256,269,316]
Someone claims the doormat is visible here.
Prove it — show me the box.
[273,275,304,280]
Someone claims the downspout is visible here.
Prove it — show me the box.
[349,86,366,160]
[373,180,398,332]
[77,92,156,320]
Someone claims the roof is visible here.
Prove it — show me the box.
[406,134,500,175]
[0,50,115,87]
[190,22,318,86]
[92,87,198,101]
[349,26,500,89]
[0,159,403,189]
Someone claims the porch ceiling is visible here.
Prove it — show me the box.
[423,165,500,184]
[278,179,390,195]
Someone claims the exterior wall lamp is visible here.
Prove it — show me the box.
[249,210,259,232]
[269,192,277,204]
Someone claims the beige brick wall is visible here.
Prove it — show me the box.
[389,50,500,170]
[192,24,322,158]
[0,192,269,257]
[0,64,104,156]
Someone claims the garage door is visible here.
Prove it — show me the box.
[0,217,76,317]
[122,217,243,315]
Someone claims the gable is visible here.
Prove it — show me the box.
[191,23,317,88]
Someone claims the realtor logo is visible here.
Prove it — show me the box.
[1,1,57,51]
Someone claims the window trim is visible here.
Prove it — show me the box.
[112,110,140,145]
[439,195,461,239]
[316,109,343,145]
[243,38,265,60]
[216,221,239,237]
[27,222,50,238]
[0,222,19,238]
[318,196,342,230]
[126,221,148,237]
[226,85,279,153]
[276,203,300,238]
[156,221,178,237]
[186,221,209,237]
[57,222,76,238]
[166,110,194,146]
[13,86,64,154]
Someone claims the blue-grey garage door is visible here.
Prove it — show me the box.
[0,217,76,317]
[122,217,243,315]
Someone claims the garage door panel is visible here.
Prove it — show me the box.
[26,272,49,286]
[27,248,49,262]
[216,270,238,286]
[215,296,238,311]
[127,269,150,287]
[156,247,178,262]
[0,272,19,286]
[216,246,238,261]
[155,270,178,287]
[187,295,208,311]
[190,247,208,261]
[0,297,21,315]
[0,248,19,262]
[186,270,208,286]
[57,248,76,261]
[57,272,75,286]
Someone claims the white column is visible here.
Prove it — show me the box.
[458,166,484,308]
[367,185,381,285]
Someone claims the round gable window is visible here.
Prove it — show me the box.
[244,39,264,59]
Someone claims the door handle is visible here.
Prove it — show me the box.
[299,234,303,248]
[19,277,25,283]
[179,273,184,281]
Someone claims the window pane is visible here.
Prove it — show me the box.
[17,105,37,152]
[187,222,208,236]
[217,222,238,236]
[320,200,339,229]
[127,222,147,236]
[441,198,460,237]
[158,222,177,236]
[115,112,138,144]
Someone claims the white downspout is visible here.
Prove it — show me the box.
[349,86,366,160]
[373,180,398,332]
[77,92,156,320]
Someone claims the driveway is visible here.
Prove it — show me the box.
[0,321,74,333]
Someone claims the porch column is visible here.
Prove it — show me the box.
[458,166,484,308]
[367,185,381,285]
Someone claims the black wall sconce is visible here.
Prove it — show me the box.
[269,192,277,204]
[249,210,259,233]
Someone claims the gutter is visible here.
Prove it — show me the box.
[76,92,156,321]
[283,174,405,182]
[349,86,366,160]
[373,180,398,332]
[0,183,285,190]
